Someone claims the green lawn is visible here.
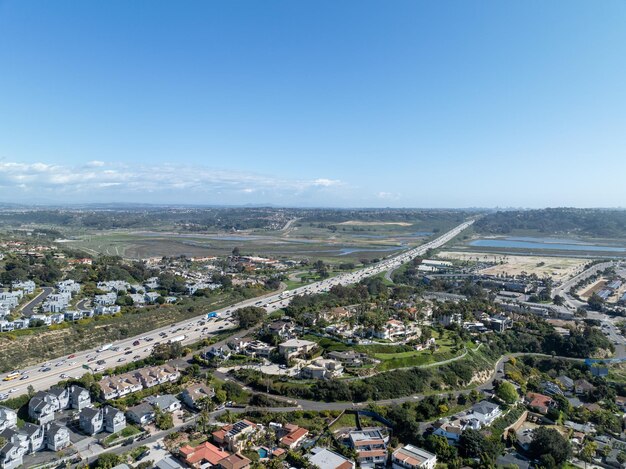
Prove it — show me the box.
[303,330,471,372]
[103,425,142,445]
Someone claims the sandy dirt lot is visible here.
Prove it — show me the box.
[338,221,413,226]
[438,251,588,282]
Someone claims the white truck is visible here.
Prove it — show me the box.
[97,343,113,353]
[168,335,186,344]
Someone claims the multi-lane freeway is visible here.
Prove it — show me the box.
[0,219,474,399]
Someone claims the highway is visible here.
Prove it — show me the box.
[0,219,474,399]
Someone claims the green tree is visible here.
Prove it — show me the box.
[579,441,597,468]
[495,381,518,404]
[94,453,123,469]
[155,409,174,430]
[233,306,266,329]
[529,427,571,467]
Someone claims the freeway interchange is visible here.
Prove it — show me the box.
[0,219,474,399]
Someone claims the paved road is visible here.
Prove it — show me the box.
[0,220,474,399]
[19,286,54,316]
[552,261,615,310]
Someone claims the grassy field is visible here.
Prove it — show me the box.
[328,412,378,431]
[62,217,447,263]
[302,331,474,372]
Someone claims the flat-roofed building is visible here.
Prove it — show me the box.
[392,445,437,469]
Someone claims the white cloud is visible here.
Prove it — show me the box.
[377,191,400,200]
[0,161,344,203]
[312,178,341,187]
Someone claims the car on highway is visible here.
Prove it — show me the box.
[41,367,51,372]
[60,374,69,379]
[20,375,29,380]
[124,347,131,351]
[0,393,8,400]
[133,355,140,360]
[133,340,140,346]
[68,354,76,359]
[118,358,126,362]
[8,388,18,394]
[69,361,77,365]
[96,360,106,365]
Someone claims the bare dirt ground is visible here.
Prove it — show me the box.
[438,251,588,282]
[580,279,607,300]
[338,221,413,226]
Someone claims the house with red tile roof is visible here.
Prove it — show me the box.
[179,441,230,468]
[279,424,309,449]
[525,392,554,415]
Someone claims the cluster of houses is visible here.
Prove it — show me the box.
[98,364,181,400]
[0,274,181,333]
[0,383,126,469]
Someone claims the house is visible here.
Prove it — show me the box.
[348,429,388,468]
[48,386,70,410]
[307,447,355,469]
[80,407,104,435]
[45,423,70,451]
[556,375,574,392]
[104,406,126,434]
[0,407,17,432]
[179,441,230,468]
[372,319,419,341]
[267,320,295,339]
[64,310,83,321]
[181,383,215,410]
[212,420,258,452]
[0,428,27,469]
[488,315,512,333]
[495,452,530,469]
[70,385,92,410]
[218,453,252,469]
[432,420,463,442]
[466,401,501,428]
[126,403,156,426]
[436,313,462,327]
[391,445,437,469]
[21,423,45,453]
[574,379,595,395]
[99,374,143,400]
[242,340,274,358]
[28,392,58,424]
[327,350,368,367]
[278,339,316,359]
[526,392,555,415]
[144,292,160,303]
[146,394,181,413]
[279,424,309,449]
[300,358,344,380]
[133,364,180,388]
[156,456,187,469]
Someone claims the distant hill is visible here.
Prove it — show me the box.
[475,208,626,238]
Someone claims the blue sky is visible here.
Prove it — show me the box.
[1,1,625,207]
